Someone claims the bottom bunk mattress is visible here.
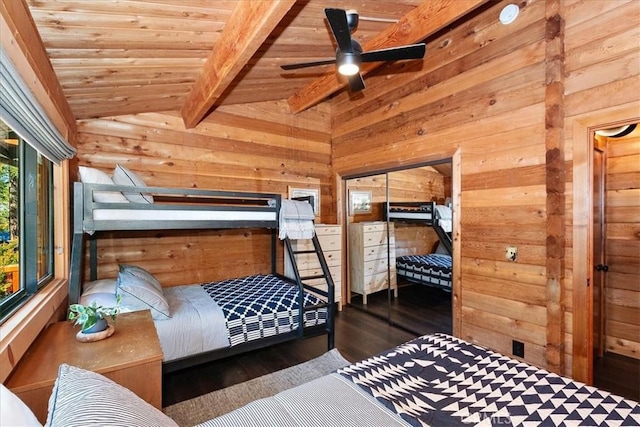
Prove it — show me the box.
[155,274,328,361]
[396,254,452,291]
[200,333,640,426]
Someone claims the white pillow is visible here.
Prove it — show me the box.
[117,270,171,320]
[78,166,129,204]
[80,292,119,308]
[81,278,117,296]
[46,364,178,427]
[118,264,162,292]
[112,164,154,204]
[0,383,42,427]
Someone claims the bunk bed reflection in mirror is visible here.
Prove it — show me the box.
[385,201,453,292]
[69,178,334,373]
[349,190,372,214]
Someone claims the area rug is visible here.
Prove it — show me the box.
[163,348,351,426]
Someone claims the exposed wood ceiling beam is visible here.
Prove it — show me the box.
[287,0,490,114]
[1,0,77,144]
[181,0,296,129]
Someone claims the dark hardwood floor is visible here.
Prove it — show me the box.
[594,351,640,402]
[162,305,417,407]
[349,281,453,336]
[163,282,639,407]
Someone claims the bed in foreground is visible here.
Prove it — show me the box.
[39,333,639,427]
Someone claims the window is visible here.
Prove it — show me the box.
[0,119,54,318]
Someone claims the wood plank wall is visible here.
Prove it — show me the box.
[333,0,552,370]
[74,101,332,286]
[331,0,640,376]
[603,130,640,358]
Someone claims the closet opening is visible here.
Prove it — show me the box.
[343,159,454,336]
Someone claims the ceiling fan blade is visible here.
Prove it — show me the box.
[325,8,353,53]
[280,58,336,70]
[347,73,365,92]
[361,43,426,63]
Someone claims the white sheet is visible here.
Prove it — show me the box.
[93,209,276,222]
[156,285,229,362]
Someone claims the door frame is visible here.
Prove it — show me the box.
[571,106,640,383]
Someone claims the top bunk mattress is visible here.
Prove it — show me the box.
[74,181,280,232]
[92,208,276,222]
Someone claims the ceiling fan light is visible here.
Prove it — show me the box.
[337,53,360,76]
[338,62,360,76]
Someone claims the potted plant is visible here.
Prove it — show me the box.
[68,295,121,336]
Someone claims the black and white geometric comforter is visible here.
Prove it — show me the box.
[201,274,327,346]
[338,333,640,426]
[397,254,452,291]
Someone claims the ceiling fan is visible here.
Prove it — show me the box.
[280,8,426,92]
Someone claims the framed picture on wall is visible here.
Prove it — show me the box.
[288,187,320,216]
[349,190,372,214]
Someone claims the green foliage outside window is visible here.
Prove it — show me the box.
[0,162,19,299]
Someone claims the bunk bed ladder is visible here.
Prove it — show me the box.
[283,235,335,349]
[432,220,453,255]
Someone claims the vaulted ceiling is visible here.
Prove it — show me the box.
[21,0,488,127]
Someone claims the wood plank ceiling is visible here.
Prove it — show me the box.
[25,0,485,125]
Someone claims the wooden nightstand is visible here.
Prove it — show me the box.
[6,310,163,424]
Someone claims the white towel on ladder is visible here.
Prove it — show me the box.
[279,199,315,240]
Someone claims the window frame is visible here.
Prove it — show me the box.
[0,136,55,320]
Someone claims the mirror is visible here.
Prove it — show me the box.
[345,161,453,335]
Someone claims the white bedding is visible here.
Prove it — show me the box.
[387,210,433,220]
[434,204,452,233]
[156,285,229,362]
[92,208,276,222]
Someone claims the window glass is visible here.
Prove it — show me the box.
[37,152,53,283]
[0,124,19,302]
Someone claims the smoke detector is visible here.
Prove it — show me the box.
[499,4,520,25]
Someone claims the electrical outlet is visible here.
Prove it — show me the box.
[512,340,525,358]
[505,246,518,261]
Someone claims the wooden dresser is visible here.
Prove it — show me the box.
[284,224,343,309]
[6,310,163,424]
[349,221,397,304]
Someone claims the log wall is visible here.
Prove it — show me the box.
[75,101,332,286]
[331,0,640,377]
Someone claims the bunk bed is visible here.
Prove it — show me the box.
[384,201,453,292]
[69,179,335,373]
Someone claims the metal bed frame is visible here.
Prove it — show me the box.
[384,201,452,254]
[68,182,334,373]
[384,200,453,291]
